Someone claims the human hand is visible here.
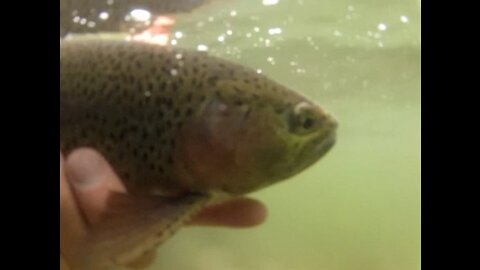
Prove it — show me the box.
[60,148,267,269]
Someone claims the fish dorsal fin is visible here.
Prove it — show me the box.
[71,192,212,270]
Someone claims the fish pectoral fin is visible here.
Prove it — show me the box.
[124,249,156,270]
[73,192,211,270]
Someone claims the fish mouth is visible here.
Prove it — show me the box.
[299,123,337,166]
[313,130,336,157]
[282,128,336,179]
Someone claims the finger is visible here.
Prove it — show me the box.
[60,152,87,256]
[189,197,267,228]
[60,252,71,270]
[65,148,127,226]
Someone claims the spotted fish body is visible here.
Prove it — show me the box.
[61,40,336,195]
[60,40,337,269]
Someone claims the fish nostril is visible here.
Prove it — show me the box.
[319,113,337,129]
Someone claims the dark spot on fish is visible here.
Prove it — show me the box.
[146,113,155,123]
[80,129,87,138]
[233,86,242,94]
[133,149,138,158]
[155,127,163,137]
[171,82,178,91]
[141,130,148,140]
[244,109,252,119]
[275,107,285,114]
[137,82,144,92]
[160,81,167,90]
[166,99,173,109]
[161,67,170,76]
[174,109,180,117]
[125,138,132,148]
[186,93,193,102]
[120,74,128,83]
[129,125,139,133]
[155,96,162,106]
[118,130,126,140]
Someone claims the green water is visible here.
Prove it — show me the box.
[66,0,421,269]
[152,1,420,270]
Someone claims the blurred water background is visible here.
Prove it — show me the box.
[63,0,421,269]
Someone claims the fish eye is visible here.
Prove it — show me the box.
[302,116,314,129]
[288,102,317,134]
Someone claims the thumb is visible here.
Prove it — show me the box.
[65,148,127,226]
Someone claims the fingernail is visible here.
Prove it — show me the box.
[66,149,106,188]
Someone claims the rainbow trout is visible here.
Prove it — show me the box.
[60,40,337,270]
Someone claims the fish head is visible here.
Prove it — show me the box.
[173,65,337,195]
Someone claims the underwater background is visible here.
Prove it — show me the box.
[64,0,421,269]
